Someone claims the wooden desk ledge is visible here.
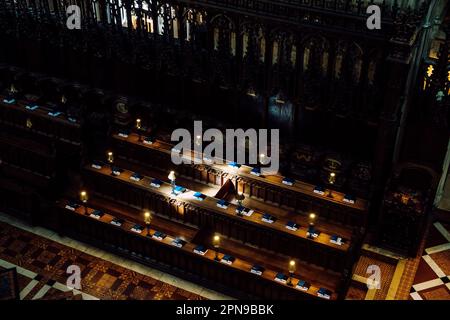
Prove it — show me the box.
[112,132,368,211]
[88,196,199,242]
[0,132,54,157]
[0,95,81,127]
[114,157,221,198]
[60,200,337,300]
[240,196,354,241]
[85,162,351,252]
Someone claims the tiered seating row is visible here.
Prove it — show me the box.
[0,97,81,146]
[113,133,368,227]
[83,163,352,272]
[58,200,339,300]
[0,132,56,179]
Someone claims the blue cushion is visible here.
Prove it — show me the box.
[193,192,206,200]
[282,177,295,184]
[48,111,62,117]
[344,194,355,200]
[67,201,80,209]
[297,280,310,289]
[92,160,104,167]
[251,167,261,174]
[251,265,265,273]
[118,129,130,135]
[3,98,15,104]
[275,273,287,281]
[262,213,275,222]
[92,210,104,217]
[131,172,143,180]
[151,178,162,186]
[222,255,235,262]
[111,166,123,173]
[172,237,186,247]
[286,221,298,229]
[194,245,206,253]
[344,194,356,203]
[111,218,124,225]
[314,185,325,193]
[174,186,186,193]
[318,288,331,296]
[217,199,229,206]
[153,231,166,239]
[144,136,154,143]
[228,162,241,169]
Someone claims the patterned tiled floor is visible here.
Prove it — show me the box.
[355,256,396,300]
[347,220,450,300]
[5,209,447,301]
[409,222,450,300]
[0,214,230,300]
[393,235,428,300]
[350,255,397,300]
[346,284,367,300]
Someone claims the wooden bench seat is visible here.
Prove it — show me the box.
[0,97,81,146]
[58,200,340,300]
[88,196,199,243]
[112,132,368,227]
[82,162,352,272]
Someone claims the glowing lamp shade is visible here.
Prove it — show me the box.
[289,260,296,273]
[328,172,336,184]
[80,191,88,203]
[107,151,114,164]
[213,234,221,248]
[308,213,317,226]
[144,211,152,224]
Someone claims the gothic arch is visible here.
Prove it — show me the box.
[155,1,179,37]
[300,35,330,76]
[366,48,383,86]
[239,22,266,61]
[210,14,236,55]
[182,7,206,40]
[269,28,298,67]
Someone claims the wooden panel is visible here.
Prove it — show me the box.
[0,99,82,147]
[58,201,341,300]
[112,133,368,227]
[82,164,353,272]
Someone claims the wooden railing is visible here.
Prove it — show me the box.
[112,133,369,228]
[57,200,344,299]
[82,164,355,272]
[0,0,431,38]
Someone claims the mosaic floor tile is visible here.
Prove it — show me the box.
[0,221,205,300]
[429,250,450,275]
[409,220,450,300]
[420,286,450,300]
